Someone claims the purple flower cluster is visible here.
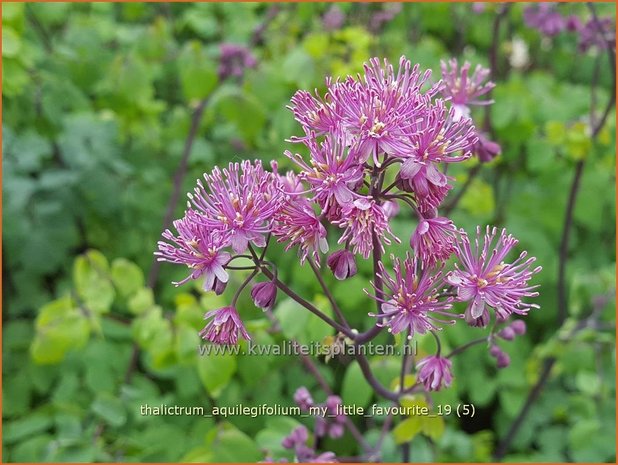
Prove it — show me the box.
[218,43,257,81]
[281,426,337,463]
[523,4,615,52]
[156,56,542,388]
[293,387,346,439]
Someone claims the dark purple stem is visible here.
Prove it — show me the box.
[148,98,209,289]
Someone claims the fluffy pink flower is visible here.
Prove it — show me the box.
[399,101,476,211]
[273,194,329,264]
[328,56,438,163]
[410,216,457,268]
[188,160,283,253]
[155,210,230,291]
[416,355,453,391]
[447,226,542,321]
[286,131,364,209]
[334,197,398,259]
[199,306,250,345]
[368,254,454,337]
[440,59,495,121]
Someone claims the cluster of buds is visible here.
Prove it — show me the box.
[294,387,346,439]
[156,56,541,392]
[490,319,528,369]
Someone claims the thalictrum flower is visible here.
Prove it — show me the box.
[416,355,453,391]
[273,194,329,264]
[155,209,231,291]
[218,43,257,80]
[410,216,457,268]
[367,254,454,337]
[440,59,495,121]
[398,100,476,211]
[334,197,398,259]
[199,306,250,345]
[188,160,283,254]
[447,226,542,322]
[285,130,364,209]
[328,56,438,163]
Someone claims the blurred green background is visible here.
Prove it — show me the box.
[2,2,616,463]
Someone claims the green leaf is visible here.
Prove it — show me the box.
[2,27,21,58]
[31,297,90,364]
[197,351,237,398]
[276,297,310,340]
[178,41,218,101]
[342,361,373,408]
[211,87,266,144]
[393,417,423,444]
[111,258,144,297]
[91,393,127,427]
[4,412,53,444]
[128,288,155,315]
[209,424,263,462]
[73,250,115,314]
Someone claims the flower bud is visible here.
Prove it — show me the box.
[293,387,314,411]
[465,307,490,327]
[510,319,527,335]
[496,352,511,368]
[250,281,277,311]
[213,277,227,296]
[327,249,357,280]
[489,344,503,358]
[498,326,516,341]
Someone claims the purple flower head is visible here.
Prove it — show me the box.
[155,210,231,291]
[399,101,476,211]
[416,355,453,391]
[369,3,403,33]
[251,281,277,311]
[334,197,399,259]
[523,3,566,37]
[473,132,501,163]
[566,15,583,32]
[328,56,439,163]
[288,90,339,136]
[327,249,357,280]
[188,160,283,254]
[368,253,454,337]
[410,216,457,268]
[218,43,257,80]
[440,59,495,121]
[286,131,364,209]
[199,306,250,345]
[273,192,329,264]
[578,17,616,52]
[293,386,314,411]
[447,226,542,322]
[323,4,345,31]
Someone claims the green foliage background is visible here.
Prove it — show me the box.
[2,2,616,462]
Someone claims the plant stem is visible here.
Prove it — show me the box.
[446,337,488,359]
[308,257,350,329]
[443,164,481,215]
[248,246,355,338]
[147,98,209,289]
